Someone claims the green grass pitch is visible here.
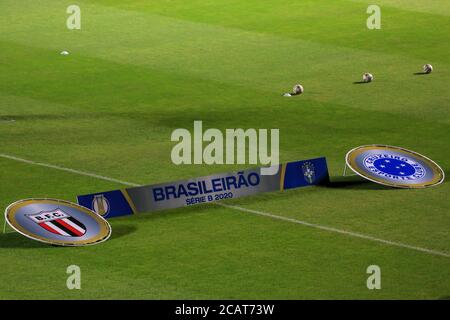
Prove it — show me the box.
[0,0,449,299]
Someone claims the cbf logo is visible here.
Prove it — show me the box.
[302,162,316,184]
[27,208,86,237]
[363,154,425,181]
[92,194,109,216]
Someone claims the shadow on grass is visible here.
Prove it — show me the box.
[326,176,392,190]
[0,231,47,249]
[108,224,137,241]
[0,114,92,122]
[107,203,221,226]
[0,115,61,121]
[353,81,367,84]
[413,72,428,75]
[0,224,139,247]
[443,169,450,183]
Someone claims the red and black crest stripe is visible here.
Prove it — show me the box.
[66,216,85,230]
[39,218,86,237]
[54,219,83,237]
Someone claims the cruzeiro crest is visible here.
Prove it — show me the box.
[346,145,445,188]
[363,154,426,181]
[302,162,316,184]
[27,208,86,237]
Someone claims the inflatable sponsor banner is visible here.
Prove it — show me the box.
[77,157,329,218]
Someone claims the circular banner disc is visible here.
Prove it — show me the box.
[346,145,445,188]
[5,199,111,246]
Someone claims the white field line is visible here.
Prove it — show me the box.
[216,203,450,258]
[1,153,449,258]
[0,153,139,187]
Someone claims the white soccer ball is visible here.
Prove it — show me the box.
[293,84,304,94]
[363,73,373,83]
[60,50,70,55]
[423,64,433,74]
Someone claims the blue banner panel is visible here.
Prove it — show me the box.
[283,159,330,190]
[77,190,134,218]
[77,157,329,219]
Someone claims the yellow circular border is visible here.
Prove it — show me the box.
[5,198,112,246]
[346,145,445,188]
